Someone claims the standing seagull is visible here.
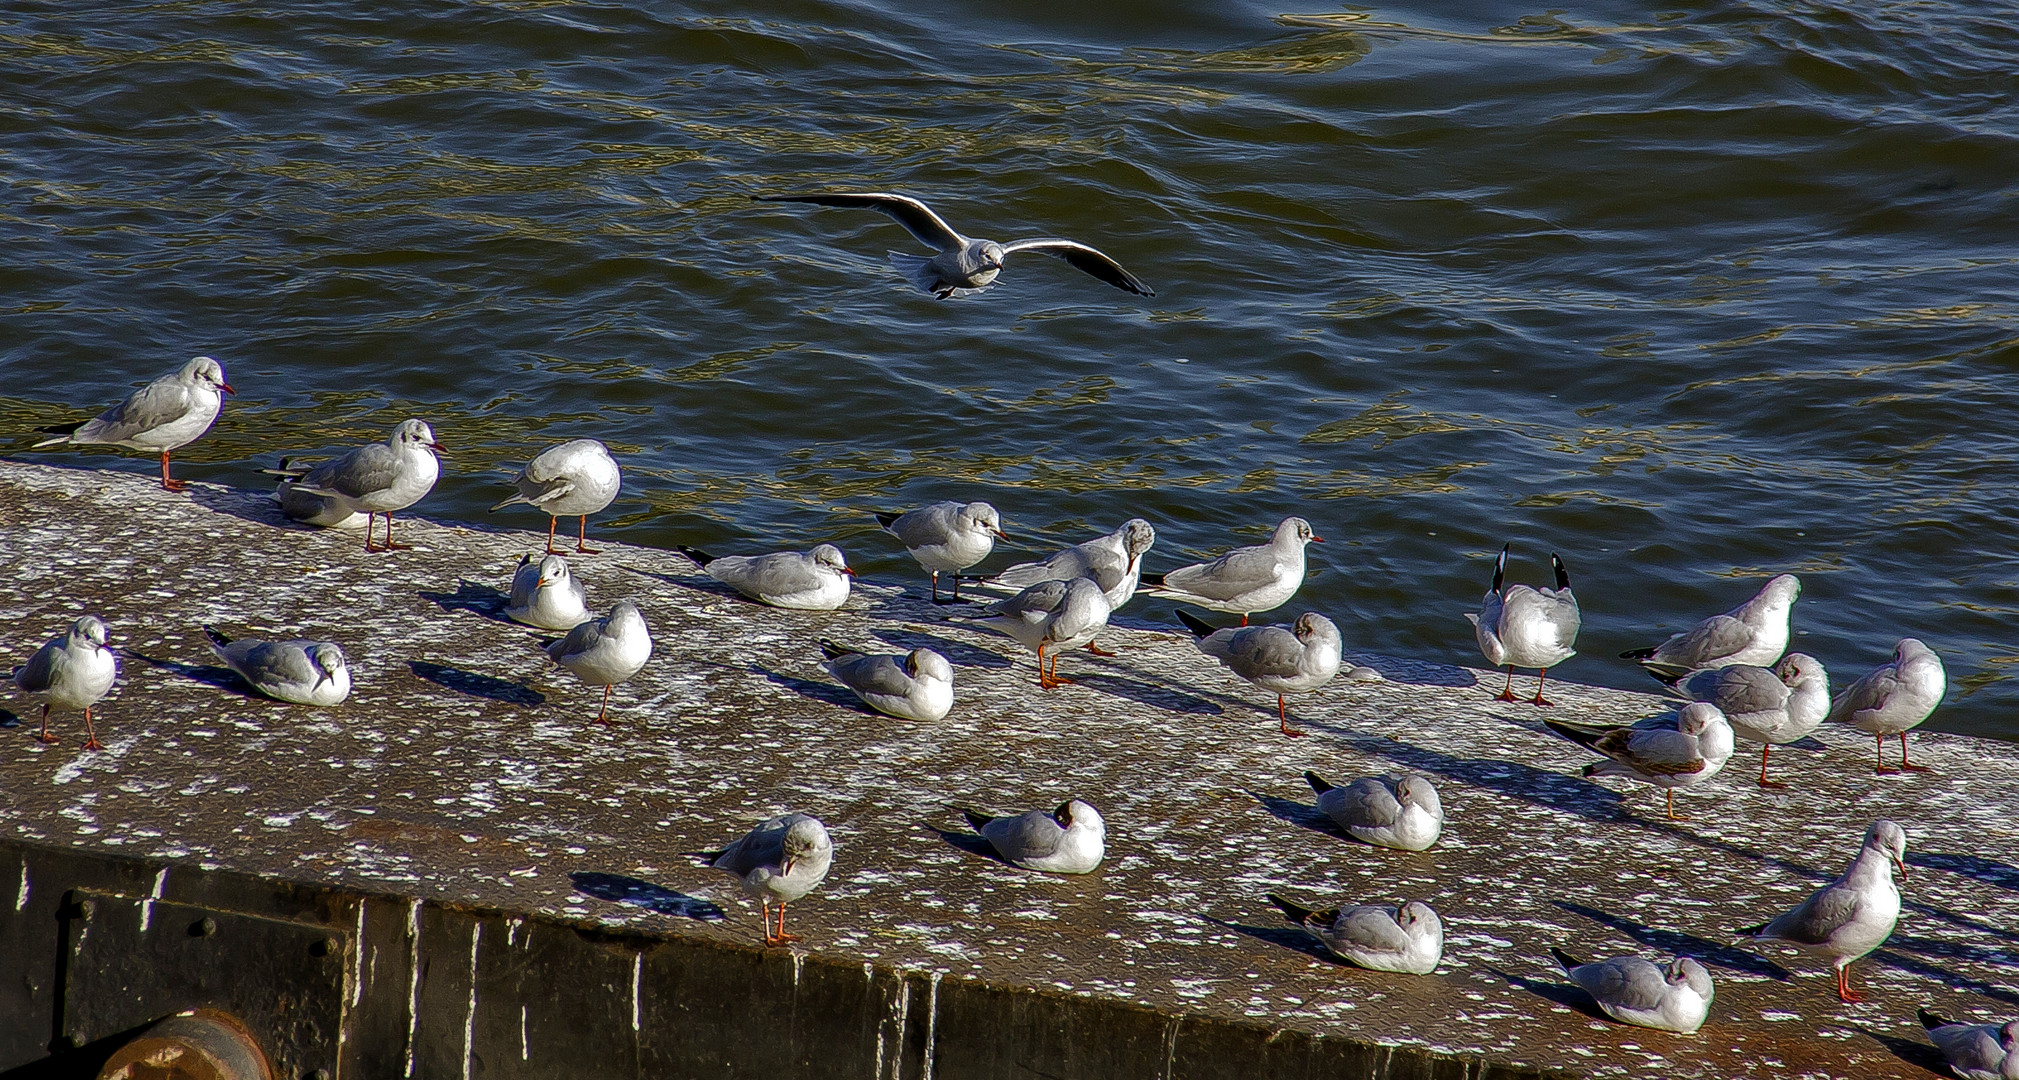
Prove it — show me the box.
[203,627,351,706]
[701,813,834,946]
[544,600,652,726]
[11,615,117,750]
[875,501,1007,604]
[1675,653,1829,788]
[1738,819,1907,1004]
[819,640,954,722]
[971,518,1157,613]
[1918,1008,2019,1080]
[33,356,233,492]
[1464,545,1580,706]
[1142,517,1321,625]
[1305,772,1444,851]
[966,577,1111,689]
[677,543,853,611]
[1621,573,1801,679]
[1179,610,1341,737]
[1543,703,1734,819]
[752,192,1154,300]
[1548,948,1714,1034]
[491,438,622,555]
[958,800,1106,874]
[267,420,445,553]
[505,553,591,631]
[1267,895,1444,974]
[1828,638,1946,774]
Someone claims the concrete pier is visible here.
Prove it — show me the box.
[1,462,2014,1079]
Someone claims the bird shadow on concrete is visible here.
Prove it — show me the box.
[1246,790,1349,842]
[0,707,18,729]
[1912,850,2019,892]
[418,581,514,624]
[1484,965,1610,1022]
[1885,932,2019,969]
[1200,912,1341,966]
[184,484,298,531]
[1872,946,2019,1006]
[750,665,867,713]
[569,871,725,921]
[1850,1022,1950,1078]
[1340,732,1630,824]
[1900,898,2019,947]
[1552,899,1790,980]
[1348,653,1478,689]
[408,661,543,707]
[866,628,1012,669]
[122,650,247,695]
[1073,669,1224,715]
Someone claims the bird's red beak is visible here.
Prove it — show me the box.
[219,383,237,395]
[1894,857,1908,879]
[841,567,855,576]
[428,441,448,455]
[1310,535,1325,543]
[993,529,1010,542]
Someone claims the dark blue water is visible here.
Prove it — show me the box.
[2,0,2015,739]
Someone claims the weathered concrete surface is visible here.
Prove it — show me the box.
[0,461,2014,1079]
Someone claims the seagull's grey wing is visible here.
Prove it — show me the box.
[1327,906,1414,954]
[1224,625,1306,679]
[756,192,964,249]
[982,810,1066,862]
[712,820,787,876]
[740,553,828,596]
[546,618,605,662]
[11,642,58,693]
[300,442,401,500]
[1573,958,1670,1013]
[992,544,1098,589]
[1595,726,1705,775]
[1765,880,1863,944]
[228,641,318,690]
[1694,665,1788,716]
[1000,238,1155,296]
[1334,779,1403,830]
[1828,664,1904,723]
[989,579,1070,620]
[84,378,196,440]
[885,504,958,548]
[1659,614,1756,668]
[512,470,575,507]
[1927,1023,2007,1074]
[1161,545,1280,603]
[833,654,916,699]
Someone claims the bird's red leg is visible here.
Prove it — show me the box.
[1899,732,1932,772]
[1494,667,1518,702]
[1036,643,1055,689]
[158,451,187,493]
[363,512,382,553]
[1239,615,1249,627]
[1531,668,1554,707]
[1049,644,1075,686]
[545,517,559,556]
[772,902,802,944]
[594,684,615,725]
[1758,744,1787,789]
[35,704,57,746]
[1836,964,1865,1004]
[1665,789,1689,820]
[758,899,774,944]
[81,706,103,752]
[1085,639,1118,656]
[1874,733,1899,775]
[1278,695,1306,738]
[576,516,601,555]
[382,512,413,551]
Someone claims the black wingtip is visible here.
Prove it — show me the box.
[818,639,856,661]
[1175,609,1216,639]
[682,848,726,866]
[1548,946,1585,972]
[201,624,231,649]
[873,511,902,529]
[1620,647,1657,661]
[1543,718,1600,748]
[1918,1007,1955,1031]
[1553,553,1571,590]
[958,807,993,833]
[36,420,87,438]
[1266,893,1315,925]
[1785,735,1829,752]
[1490,545,1507,594]
[1304,769,1334,795]
[674,544,715,568]
[1734,921,1767,938]
[1140,571,1166,587]
[1648,668,1687,689]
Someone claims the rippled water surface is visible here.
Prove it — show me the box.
[3,0,2016,740]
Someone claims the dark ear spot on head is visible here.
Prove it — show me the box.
[1055,801,1073,826]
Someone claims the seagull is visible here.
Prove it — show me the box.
[1543,702,1734,819]
[1266,895,1443,974]
[1464,545,1579,706]
[1674,653,1829,788]
[10,615,117,750]
[965,577,1110,689]
[1620,573,1801,679]
[202,626,350,706]
[505,553,591,631]
[700,813,833,946]
[1178,610,1341,737]
[1548,948,1714,1034]
[32,356,233,492]
[675,543,852,611]
[1305,771,1443,851]
[266,420,445,553]
[819,640,954,722]
[958,800,1105,874]
[1918,1007,2019,1080]
[968,518,1157,615]
[490,438,622,555]
[1141,517,1319,625]
[1738,819,1907,1004]
[752,192,1154,300]
[874,501,1007,604]
[544,600,652,725]
[1828,637,1946,775]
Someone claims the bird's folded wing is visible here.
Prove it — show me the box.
[1329,907,1414,954]
[90,379,196,438]
[1660,614,1755,667]
[1701,665,1788,715]
[1229,626,1307,678]
[982,811,1065,862]
[1582,958,1669,1013]
[300,443,400,500]
[1598,727,1705,774]
[1770,881,1863,944]
[1159,546,1280,602]
[1829,666,1903,723]
[836,655,915,699]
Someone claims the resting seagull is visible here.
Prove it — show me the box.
[752,192,1154,300]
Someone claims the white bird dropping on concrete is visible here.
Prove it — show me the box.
[972,518,1157,613]
[1178,609,1341,738]
[1141,517,1319,625]
[1267,895,1443,974]
[1828,637,1947,775]
[1548,948,1714,1034]
[1465,545,1579,706]
[960,800,1105,874]
[490,438,622,556]
[676,543,853,611]
[1739,819,1907,1004]
[1543,703,1735,820]
[1305,771,1443,851]
[705,813,833,946]
[1675,652,1829,788]
[819,640,954,722]
[545,600,652,726]
[874,501,1006,604]
[268,419,445,553]
[10,614,117,750]
[1621,573,1801,679]
[505,553,591,631]
[32,356,233,492]
[752,192,1154,300]
[202,626,350,706]
[967,577,1111,689]
[1919,1008,2019,1080]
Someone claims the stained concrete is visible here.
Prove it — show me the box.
[0,462,2013,1078]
